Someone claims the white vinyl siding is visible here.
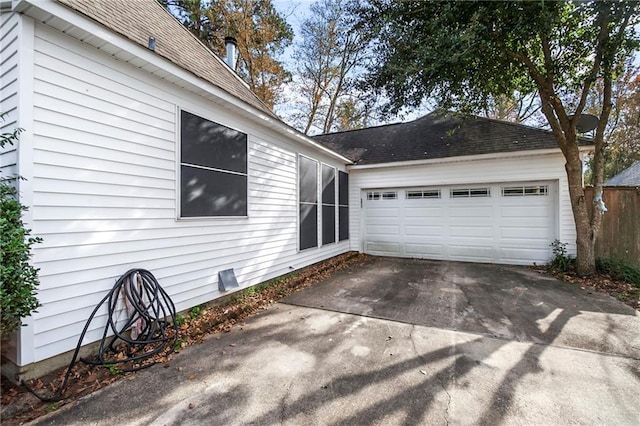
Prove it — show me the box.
[348,152,577,258]
[28,23,348,364]
[0,10,20,180]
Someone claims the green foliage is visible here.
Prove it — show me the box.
[549,240,576,273]
[1,117,41,336]
[106,364,123,375]
[160,0,293,108]
[189,306,203,319]
[360,1,639,115]
[359,0,640,276]
[174,314,186,327]
[596,257,640,286]
[173,338,187,352]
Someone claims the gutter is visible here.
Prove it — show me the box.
[347,146,595,170]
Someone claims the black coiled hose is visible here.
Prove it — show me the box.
[23,269,178,401]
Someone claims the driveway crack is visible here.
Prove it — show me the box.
[410,326,451,426]
[280,382,291,425]
[435,370,452,426]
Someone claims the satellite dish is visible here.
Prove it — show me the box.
[569,113,599,133]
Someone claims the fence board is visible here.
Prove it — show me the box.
[585,186,640,266]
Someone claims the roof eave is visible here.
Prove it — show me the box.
[347,146,594,170]
[14,0,351,165]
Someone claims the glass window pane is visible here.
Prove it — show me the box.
[181,110,247,174]
[181,165,247,217]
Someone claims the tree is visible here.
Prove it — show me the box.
[161,0,293,109]
[583,62,640,181]
[290,0,371,134]
[360,1,640,275]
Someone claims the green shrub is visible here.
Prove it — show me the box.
[596,257,640,286]
[549,240,576,273]
[1,120,42,336]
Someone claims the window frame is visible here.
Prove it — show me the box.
[501,185,550,197]
[338,170,349,242]
[178,109,249,219]
[450,187,491,198]
[299,154,319,251]
[321,164,336,246]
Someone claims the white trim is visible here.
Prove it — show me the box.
[13,0,352,165]
[347,147,595,170]
[16,12,35,366]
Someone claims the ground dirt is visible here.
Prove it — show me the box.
[1,254,637,425]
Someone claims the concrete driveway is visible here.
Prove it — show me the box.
[34,257,640,425]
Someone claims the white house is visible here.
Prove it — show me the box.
[314,113,592,265]
[1,0,351,379]
[1,0,591,380]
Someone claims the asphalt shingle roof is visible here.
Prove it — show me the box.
[57,0,275,117]
[605,161,640,186]
[313,111,591,165]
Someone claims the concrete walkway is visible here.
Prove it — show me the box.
[33,257,640,425]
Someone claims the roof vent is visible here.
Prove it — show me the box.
[224,36,237,70]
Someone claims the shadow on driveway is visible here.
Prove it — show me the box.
[283,256,639,358]
[33,257,640,426]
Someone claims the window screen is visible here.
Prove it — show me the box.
[322,165,336,245]
[338,171,349,241]
[299,156,318,250]
[180,110,247,217]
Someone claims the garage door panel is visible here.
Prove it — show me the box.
[366,207,399,218]
[450,226,493,238]
[499,247,551,264]
[500,228,553,240]
[366,241,400,255]
[405,206,443,218]
[363,182,556,265]
[366,224,400,236]
[449,206,492,217]
[404,225,443,237]
[501,205,552,217]
[448,245,495,261]
[405,243,446,258]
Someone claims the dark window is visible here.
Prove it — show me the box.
[299,156,318,250]
[450,187,490,198]
[406,189,441,199]
[180,110,247,217]
[322,165,336,245]
[502,185,549,196]
[338,171,349,241]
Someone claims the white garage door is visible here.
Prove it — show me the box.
[363,182,557,265]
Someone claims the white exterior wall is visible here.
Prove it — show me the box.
[0,9,19,178]
[23,23,349,364]
[348,152,577,258]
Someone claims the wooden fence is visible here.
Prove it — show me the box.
[584,186,640,266]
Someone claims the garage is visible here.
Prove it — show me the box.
[314,112,592,265]
[363,181,557,265]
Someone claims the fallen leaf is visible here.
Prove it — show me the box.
[188,374,196,380]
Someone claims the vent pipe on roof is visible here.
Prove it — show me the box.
[224,36,238,70]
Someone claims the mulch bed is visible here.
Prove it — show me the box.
[545,268,640,311]
[0,251,372,425]
[2,254,638,425]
